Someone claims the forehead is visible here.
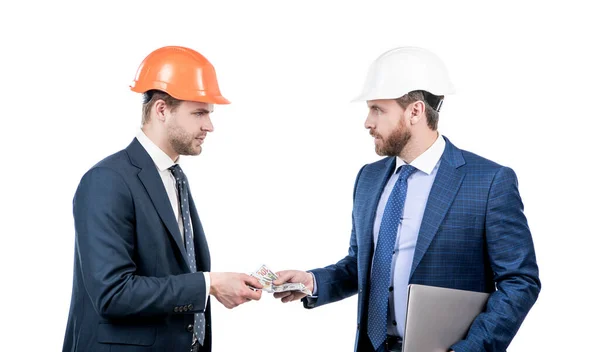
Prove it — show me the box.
[182,100,214,112]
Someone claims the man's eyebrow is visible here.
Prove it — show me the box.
[192,108,213,113]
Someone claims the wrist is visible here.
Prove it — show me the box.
[208,272,215,296]
[306,271,315,293]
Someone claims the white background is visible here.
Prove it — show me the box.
[1,1,598,351]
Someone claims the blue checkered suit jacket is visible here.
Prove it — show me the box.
[303,136,541,352]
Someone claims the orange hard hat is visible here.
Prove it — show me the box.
[130,46,230,104]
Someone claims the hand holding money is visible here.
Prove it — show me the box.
[273,269,316,303]
[250,265,313,297]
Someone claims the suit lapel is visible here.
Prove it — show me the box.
[409,137,465,279]
[126,139,188,261]
[358,157,396,286]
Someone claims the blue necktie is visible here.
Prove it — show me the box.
[367,164,417,351]
[169,164,206,346]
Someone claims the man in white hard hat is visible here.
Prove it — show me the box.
[272,46,541,352]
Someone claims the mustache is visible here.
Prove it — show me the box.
[369,130,381,139]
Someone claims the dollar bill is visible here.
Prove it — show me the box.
[272,282,312,296]
[254,264,278,282]
[251,264,278,291]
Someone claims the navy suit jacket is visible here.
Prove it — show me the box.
[63,138,212,351]
[304,136,541,352]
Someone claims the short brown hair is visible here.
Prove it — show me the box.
[141,90,184,125]
[395,90,442,130]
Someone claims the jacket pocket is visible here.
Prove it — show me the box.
[97,323,157,346]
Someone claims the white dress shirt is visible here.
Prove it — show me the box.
[136,129,210,305]
[373,133,445,337]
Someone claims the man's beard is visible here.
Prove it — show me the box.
[167,122,201,156]
[373,121,411,157]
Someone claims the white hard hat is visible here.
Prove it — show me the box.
[352,46,456,103]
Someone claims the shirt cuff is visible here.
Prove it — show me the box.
[203,272,211,306]
[309,271,318,297]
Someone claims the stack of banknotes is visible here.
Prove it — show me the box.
[250,264,312,295]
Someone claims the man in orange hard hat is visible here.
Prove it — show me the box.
[62,46,262,352]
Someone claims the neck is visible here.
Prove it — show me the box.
[141,124,179,162]
[399,130,439,164]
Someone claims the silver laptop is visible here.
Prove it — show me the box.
[402,284,490,352]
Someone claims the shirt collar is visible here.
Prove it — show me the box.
[395,133,446,175]
[135,129,179,172]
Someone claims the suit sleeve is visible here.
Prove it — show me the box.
[303,165,366,309]
[451,167,541,352]
[74,167,207,319]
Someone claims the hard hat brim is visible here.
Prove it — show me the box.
[130,81,231,105]
[350,86,456,103]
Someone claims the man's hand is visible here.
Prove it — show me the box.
[209,272,263,309]
[272,270,314,303]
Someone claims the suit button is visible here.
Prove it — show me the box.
[183,306,189,312]
[174,307,179,313]
[186,324,193,332]
[389,286,393,292]
[357,324,360,330]
[188,304,193,310]
[392,320,397,326]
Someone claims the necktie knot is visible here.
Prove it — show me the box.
[169,164,188,186]
[397,164,417,180]
[169,164,184,176]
